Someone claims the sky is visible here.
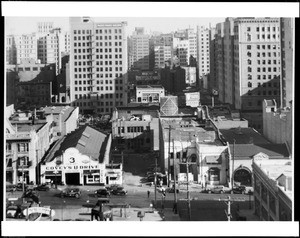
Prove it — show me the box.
[5,17,225,36]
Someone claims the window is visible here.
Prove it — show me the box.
[248,82,252,88]
[18,143,29,152]
[247,45,251,50]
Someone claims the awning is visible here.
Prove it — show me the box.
[205,155,221,164]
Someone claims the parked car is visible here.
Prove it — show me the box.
[95,188,110,198]
[209,185,231,194]
[111,187,127,196]
[6,205,25,219]
[166,187,180,193]
[105,184,121,192]
[35,184,50,191]
[232,185,246,194]
[6,185,17,192]
[15,183,28,191]
[60,188,81,198]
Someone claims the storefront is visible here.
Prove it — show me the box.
[41,148,106,185]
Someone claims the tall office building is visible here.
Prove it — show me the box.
[63,32,71,55]
[6,35,17,65]
[154,45,172,69]
[213,18,281,131]
[69,17,128,115]
[38,28,64,75]
[128,27,150,70]
[37,22,53,34]
[280,18,294,108]
[197,26,211,88]
[14,33,38,64]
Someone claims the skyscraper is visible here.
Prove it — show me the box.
[69,17,128,115]
[128,27,150,70]
[213,17,281,131]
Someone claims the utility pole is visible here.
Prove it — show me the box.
[154,156,157,208]
[173,139,178,214]
[22,157,25,204]
[168,125,171,187]
[186,158,191,221]
[231,139,236,189]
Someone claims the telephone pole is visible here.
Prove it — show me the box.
[173,139,178,214]
[154,156,157,208]
[186,158,191,221]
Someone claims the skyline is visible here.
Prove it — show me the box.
[5,17,225,36]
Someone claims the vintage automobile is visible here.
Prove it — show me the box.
[6,205,25,219]
[60,188,81,198]
[95,188,110,198]
[111,187,127,196]
[34,184,50,191]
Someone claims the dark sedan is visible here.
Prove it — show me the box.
[95,188,110,198]
[35,184,50,191]
[111,187,127,196]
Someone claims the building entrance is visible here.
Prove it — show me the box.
[65,173,80,185]
[234,168,252,186]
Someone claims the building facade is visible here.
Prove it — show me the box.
[252,158,292,221]
[128,27,150,70]
[154,45,172,69]
[280,18,294,108]
[111,106,160,152]
[40,125,114,185]
[197,26,210,88]
[136,85,165,103]
[69,17,128,115]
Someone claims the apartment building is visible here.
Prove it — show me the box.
[128,27,150,70]
[136,85,165,103]
[69,17,128,115]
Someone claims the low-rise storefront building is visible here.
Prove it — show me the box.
[40,125,121,186]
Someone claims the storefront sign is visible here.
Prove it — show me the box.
[23,207,55,216]
[45,165,100,171]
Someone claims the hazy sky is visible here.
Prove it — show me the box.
[5,17,225,36]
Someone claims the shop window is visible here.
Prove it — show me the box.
[208,168,220,181]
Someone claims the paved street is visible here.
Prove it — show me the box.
[6,172,255,221]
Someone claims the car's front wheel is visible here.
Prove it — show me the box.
[220,190,224,194]
[75,194,80,198]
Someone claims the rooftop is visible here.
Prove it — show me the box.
[136,85,164,89]
[43,106,76,122]
[231,144,290,159]
[220,127,270,144]
[44,125,109,163]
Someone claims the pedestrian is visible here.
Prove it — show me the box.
[147,190,150,198]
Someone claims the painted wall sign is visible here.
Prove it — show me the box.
[45,165,100,171]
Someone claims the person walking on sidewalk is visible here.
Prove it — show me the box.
[147,190,150,198]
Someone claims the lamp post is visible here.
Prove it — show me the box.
[154,156,157,208]
[21,157,25,204]
[172,139,178,214]
[186,157,191,221]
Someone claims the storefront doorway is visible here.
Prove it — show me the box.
[65,173,80,185]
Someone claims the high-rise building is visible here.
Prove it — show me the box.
[128,27,150,70]
[15,33,38,64]
[197,26,211,88]
[37,28,64,75]
[6,35,17,65]
[213,18,282,131]
[280,18,294,108]
[63,32,71,55]
[37,22,53,34]
[69,17,128,115]
[154,45,172,69]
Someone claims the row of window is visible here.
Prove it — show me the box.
[74,60,123,66]
[247,26,279,32]
[75,85,123,92]
[75,93,123,100]
[247,51,280,57]
[74,29,122,35]
[248,74,279,80]
[74,66,123,73]
[247,67,279,73]
[246,44,279,50]
[6,143,30,152]
[75,79,123,85]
